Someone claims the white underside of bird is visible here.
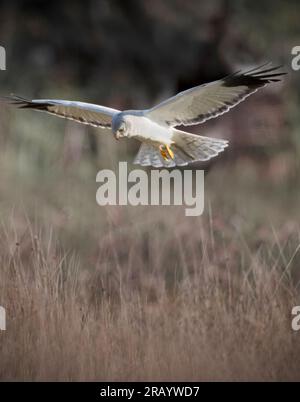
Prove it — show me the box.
[1,63,285,168]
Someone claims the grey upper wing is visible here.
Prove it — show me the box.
[2,96,119,129]
[145,65,286,127]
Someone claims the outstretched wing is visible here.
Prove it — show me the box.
[1,95,119,129]
[145,64,286,127]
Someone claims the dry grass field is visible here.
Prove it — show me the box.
[0,208,300,381]
[0,0,299,379]
[0,110,300,380]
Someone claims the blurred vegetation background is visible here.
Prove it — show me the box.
[0,0,299,265]
[0,0,300,381]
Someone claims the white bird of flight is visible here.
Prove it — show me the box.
[2,64,285,168]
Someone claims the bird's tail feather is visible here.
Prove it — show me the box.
[133,131,228,168]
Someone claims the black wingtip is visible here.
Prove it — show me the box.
[0,95,50,110]
[223,64,286,88]
[0,94,31,107]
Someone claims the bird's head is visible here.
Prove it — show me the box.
[112,114,129,140]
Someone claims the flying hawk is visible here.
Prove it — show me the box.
[2,64,285,168]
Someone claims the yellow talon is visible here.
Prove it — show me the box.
[159,145,168,160]
[159,145,174,161]
[166,145,174,160]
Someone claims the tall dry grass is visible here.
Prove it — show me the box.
[0,209,300,381]
[0,104,300,381]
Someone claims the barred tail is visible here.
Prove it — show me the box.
[172,130,228,163]
[134,130,228,168]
